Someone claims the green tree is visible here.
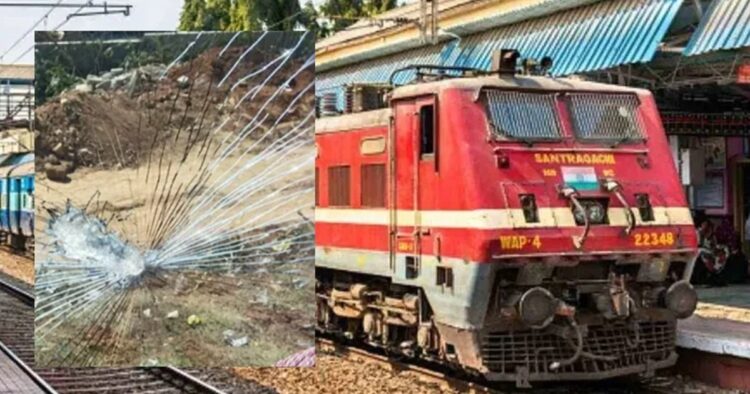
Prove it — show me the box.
[179,0,205,30]
[300,1,330,38]
[364,0,397,17]
[228,0,259,30]
[319,0,397,33]
[179,0,234,30]
[180,0,302,31]
[178,0,396,37]
[256,0,304,30]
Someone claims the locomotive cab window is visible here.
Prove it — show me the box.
[419,104,435,156]
[483,90,561,141]
[567,93,645,144]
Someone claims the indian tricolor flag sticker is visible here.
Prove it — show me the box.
[561,166,599,191]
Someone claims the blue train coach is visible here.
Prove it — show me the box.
[0,152,34,251]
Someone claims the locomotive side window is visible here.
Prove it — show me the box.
[419,105,435,156]
[361,164,386,207]
[483,90,561,140]
[567,93,645,143]
[328,166,351,207]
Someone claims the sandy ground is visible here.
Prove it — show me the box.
[0,249,34,285]
[35,129,314,367]
[34,136,314,252]
[236,354,459,394]
[235,354,740,394]
[36,265,314,367]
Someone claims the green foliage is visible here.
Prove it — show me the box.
[36,61,80,105]
[300,1,330,38]
[34,33,198,104]
[177,0,397,38]
[228,0,259,30]
[319,0,397,34]
[255,0,304,30]
[363,0,397,15]
[180,0,302,32]
[319,0,363,32]
[179,0,205,30]
[180,0,234,30]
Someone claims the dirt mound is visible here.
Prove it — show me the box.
[36,91,147,170]
[35,43,314,179]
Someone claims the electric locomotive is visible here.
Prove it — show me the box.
[315,53,698,387]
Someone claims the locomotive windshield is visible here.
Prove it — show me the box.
[482,90,645,145]
[567,93,645,143]
[483,90,562,141]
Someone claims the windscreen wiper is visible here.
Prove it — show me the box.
[489,122,534,147]
[610,136,632,148]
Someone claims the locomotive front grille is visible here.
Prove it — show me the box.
[481,320,675,376]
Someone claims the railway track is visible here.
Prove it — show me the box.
[35,367,228,393]
[0,274,35,365]
[0,275,258,394]
[317,336,689,394]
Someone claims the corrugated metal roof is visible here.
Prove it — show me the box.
[444,0,683,76]
[316,0,602,71]
[317,0,683,105]
[684,0,750,56]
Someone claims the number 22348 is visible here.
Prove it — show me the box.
[634,232,675,247]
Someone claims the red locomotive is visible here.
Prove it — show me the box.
[315,53,698,387]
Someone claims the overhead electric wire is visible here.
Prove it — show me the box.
[0,1,129,7]
[1,1,132,68]
[0,0,64,62]
[0,1,130,149]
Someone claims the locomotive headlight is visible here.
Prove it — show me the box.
[572,200,607,225]
[587,201,606,224]
[664,281,697,319]
[518,287,558,329]
[573,205,587,224]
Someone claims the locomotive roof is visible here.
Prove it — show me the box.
[316,108,390,134]
[316,75,649,135]
[391,75,648,100]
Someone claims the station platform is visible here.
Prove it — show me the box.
[0,344,45,394]
[675,284,750,390]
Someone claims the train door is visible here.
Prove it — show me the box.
[391,96,436,281]
[391,98,419,280]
